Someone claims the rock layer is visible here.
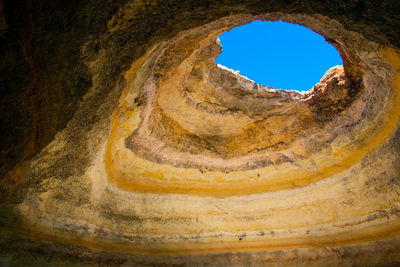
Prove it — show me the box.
[1,1,400,266]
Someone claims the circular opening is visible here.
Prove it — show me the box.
[216,20,343,91]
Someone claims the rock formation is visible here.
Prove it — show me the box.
[1,0,400,265]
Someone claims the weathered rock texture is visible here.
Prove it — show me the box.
[1,0,400,266]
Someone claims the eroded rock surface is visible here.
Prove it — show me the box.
[1,1,400,266]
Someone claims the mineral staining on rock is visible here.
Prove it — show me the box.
[1,3,400,266]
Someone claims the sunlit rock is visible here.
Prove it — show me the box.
[1,2,400,266]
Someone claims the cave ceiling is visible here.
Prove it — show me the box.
[1,0,400,265]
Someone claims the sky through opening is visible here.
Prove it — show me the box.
[216,20,343,91]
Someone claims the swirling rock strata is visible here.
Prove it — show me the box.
[1,2,400,266]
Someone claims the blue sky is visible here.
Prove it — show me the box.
[216,20,342,91]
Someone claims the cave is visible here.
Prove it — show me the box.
[1,0,400,266]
